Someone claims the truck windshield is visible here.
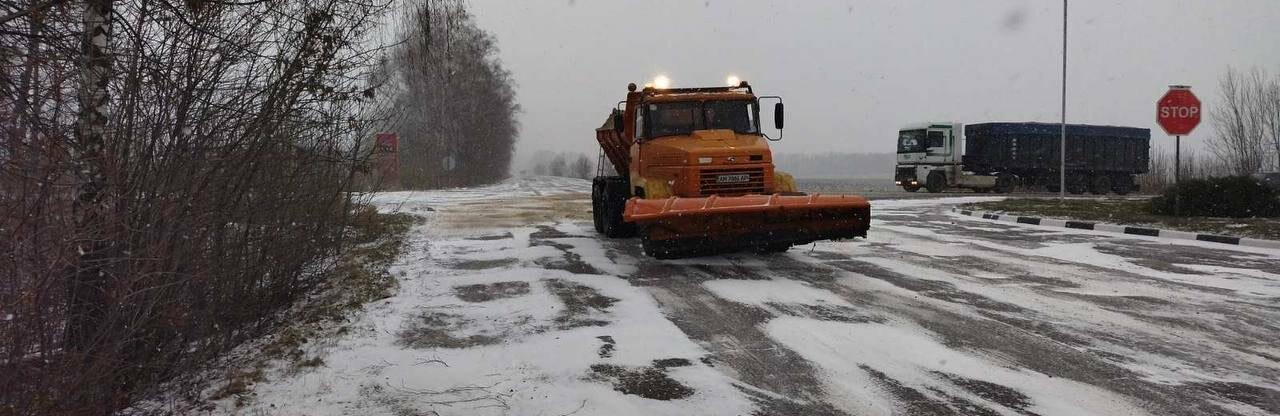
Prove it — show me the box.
[648,100,759,138]
[898,130,926,153]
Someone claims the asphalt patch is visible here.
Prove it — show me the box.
[734,385,847,416]
[529,231,603,275]
[975,310,1091,348]
[587,363,694,401]
[465,232,513,241]
[652,358,692,369]
[448,258,518,270]
[828,260,1025,313]
[597,335,616,358]
[1189,381,1280,413]
[934,372,1038,415]
[765,302,883,324]
[529,225,575,239]
[453,281,530,302]
[546,279,617,329]
[860,365,1002,415]
[396,311,503,348]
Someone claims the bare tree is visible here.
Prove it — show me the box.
[384,0,518,189]
[572,153,593,179]
[549,153,567,177]
[1208,67,1277,175]
[2,0,397,412]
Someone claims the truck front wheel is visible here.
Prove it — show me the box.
[1066,176,1088,195]
[993,173,1016,194]
[1090,175,1112,195]
[925,172,946,193]
[1112,175,1135,195]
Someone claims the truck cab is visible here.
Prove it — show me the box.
[894,122,998,193]
[596,82,796,202]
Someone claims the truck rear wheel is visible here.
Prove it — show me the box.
[993,173,1015,194]
[600,176,635,238]
[1112,175,1134,195]
[925,172,946,193]
[591,177,606,233]
[1090,175,1111,195]
[1066,176,1088,195]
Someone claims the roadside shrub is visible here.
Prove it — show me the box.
[1148,176,1280,218]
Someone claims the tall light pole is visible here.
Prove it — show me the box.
[1059,0,1067,200]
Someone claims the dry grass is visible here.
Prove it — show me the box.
[204,207,421,408]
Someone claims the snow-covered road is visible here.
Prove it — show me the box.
[235,177,1280,415]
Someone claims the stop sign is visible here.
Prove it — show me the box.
[1157,87,1201,135]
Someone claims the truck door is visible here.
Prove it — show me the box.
[926,130,948,162]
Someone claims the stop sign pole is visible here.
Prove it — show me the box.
[1156,85,1202,216]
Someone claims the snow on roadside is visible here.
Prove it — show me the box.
[367,175,589,211]
[220,177,754,415]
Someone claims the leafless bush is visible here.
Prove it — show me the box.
[2,0,397,413]
[1138,146,1232,192]
[1208,67,1280,175]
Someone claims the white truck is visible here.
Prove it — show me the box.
[895,122,1151,195]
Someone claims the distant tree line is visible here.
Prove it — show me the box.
[527,150,596,179]
[377,0,518,189]
[1,0,397,412]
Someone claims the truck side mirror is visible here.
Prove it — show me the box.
[774,103,784,130]
[613,112,624,133]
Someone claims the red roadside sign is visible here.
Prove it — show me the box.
[1157,87,1201,136]
[375,132,399,184]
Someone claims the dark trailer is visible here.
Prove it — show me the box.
[962,122,1150,194]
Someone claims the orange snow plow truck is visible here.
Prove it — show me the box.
[591,81,870,258]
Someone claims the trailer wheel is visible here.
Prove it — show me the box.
[1089,175,1112,195]
[993,173,1015,194]
[1066,176,1088,195]
[1112,175,1134,195]
[601,176,636,238]
[925,172,946,193]
[591,177,606,233]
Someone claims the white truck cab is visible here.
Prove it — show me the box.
[894,122,999,193]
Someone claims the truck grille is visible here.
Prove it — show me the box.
[895,167,917,181]
[699,167,766,196]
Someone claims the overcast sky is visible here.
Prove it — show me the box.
[465,0,1280,165]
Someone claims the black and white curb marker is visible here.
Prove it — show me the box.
[952,208,1280,250]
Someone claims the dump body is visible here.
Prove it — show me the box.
[591,82,870,258]
[596,115,630,176]
[962,123,1150,176]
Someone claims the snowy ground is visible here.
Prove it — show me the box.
[224,176,1280,415]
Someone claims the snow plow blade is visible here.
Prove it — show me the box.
[624,194,870,259]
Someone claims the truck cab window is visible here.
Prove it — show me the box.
[704,100,757,133]
[635,109,645,139]
[927,131,945,149]
[650,102,701,137]
[647,100,760,138]
[898,130,926,153]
